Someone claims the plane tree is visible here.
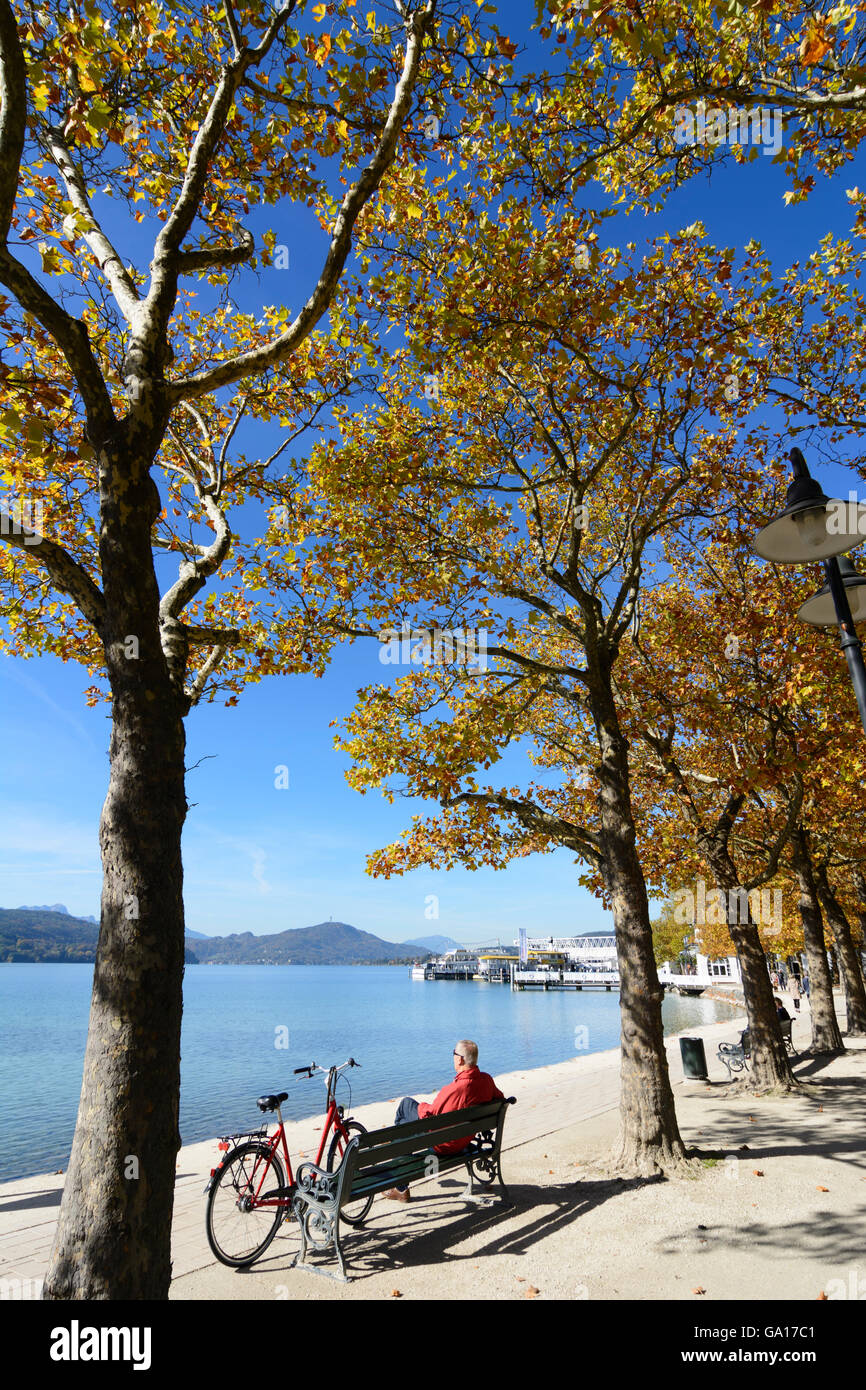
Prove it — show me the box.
[622,530,853,1069]
[298,187,778,1173]
[514,0,866,211]
[0,0,507,1298]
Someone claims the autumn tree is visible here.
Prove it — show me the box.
[624,527,856,1072]
[0,0,512,1298]
[298,168,788,1172]
[520,0,866,211]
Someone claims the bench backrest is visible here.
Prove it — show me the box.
[348,1098,514,1172]
[741,1022,791,1053]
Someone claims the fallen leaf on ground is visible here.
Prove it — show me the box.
[817,1291,828,1300]
[525,1286,540,1299]
[693,1286,706,1295]
[548,1169,554,1174]
[391,1290,402,1298]
[816,1185,829,1192]
[753,1170,764,1177]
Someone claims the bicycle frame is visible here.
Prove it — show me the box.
[229,1064,354,1210]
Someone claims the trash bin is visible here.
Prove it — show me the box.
[679,1035,708,1080]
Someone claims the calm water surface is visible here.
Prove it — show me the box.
[0,963,739,1179]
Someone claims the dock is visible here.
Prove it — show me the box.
[511,969,620,991]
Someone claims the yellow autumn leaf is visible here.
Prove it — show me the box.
[799,21,833,65]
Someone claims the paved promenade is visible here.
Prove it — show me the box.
[0,1009,751,1294]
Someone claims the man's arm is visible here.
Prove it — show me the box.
[417,1080,457,1119]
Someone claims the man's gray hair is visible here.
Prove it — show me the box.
[456,1039,478,1066]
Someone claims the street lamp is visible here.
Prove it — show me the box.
[751,448,866,735]
[797,557,866,627]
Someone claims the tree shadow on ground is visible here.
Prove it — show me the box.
[682,1075,866,1175]
[245,1174,655,1282]
[653,1206,866,1266]
[0,1188,63,1213]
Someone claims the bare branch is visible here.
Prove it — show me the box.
[0,514,105,633]
[169,1,435,402]
[185,643,229,707]
[42,125,140,323]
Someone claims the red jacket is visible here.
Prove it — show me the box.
[418,1066,504,1156]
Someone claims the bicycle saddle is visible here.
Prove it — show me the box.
[256,1092,288,1112]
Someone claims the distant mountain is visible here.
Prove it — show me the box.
[17,903,98,923]
[405,934,462,953]
[0,908,425,967]
[185,929,210,939]
[185,920,429,966]
[0,907,196,963]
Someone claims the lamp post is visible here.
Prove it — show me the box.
[751,448,866,735]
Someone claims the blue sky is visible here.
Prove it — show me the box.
[3,6,866,943]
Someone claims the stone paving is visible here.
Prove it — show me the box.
[0,1009,763,1296]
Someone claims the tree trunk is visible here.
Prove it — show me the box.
[44,436,188,1299]
[700,845,797,1090]
[816,869,866,1037]
[789,830,843,1054]
[595,691,691,1176]
[854,870,866,981]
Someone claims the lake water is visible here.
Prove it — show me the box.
[0,963,738,1180]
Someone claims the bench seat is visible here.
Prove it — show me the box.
[291,1096,516,1280]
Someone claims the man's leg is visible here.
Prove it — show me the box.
[387,1098,420,1194]
[395,1097,420,1126]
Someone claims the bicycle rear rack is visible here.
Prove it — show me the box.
[216,1126,269,1148]
[204,1127,272,1194]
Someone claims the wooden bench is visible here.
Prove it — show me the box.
[291,1096,516,1280]
[717,1021,795,1080]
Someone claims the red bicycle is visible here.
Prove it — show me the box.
[204,1057,371,1267]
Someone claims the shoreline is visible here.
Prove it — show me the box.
[6,995,851,1301]
[0,1007,751,1292]
[0,989,740,1188]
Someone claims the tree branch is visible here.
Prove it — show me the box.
[168,1,435,402]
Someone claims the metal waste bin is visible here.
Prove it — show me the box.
[679,1035,708,1080]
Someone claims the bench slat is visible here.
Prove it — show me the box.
[350,1100,508,1166]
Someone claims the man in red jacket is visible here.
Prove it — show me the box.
[383,1040,504,1202]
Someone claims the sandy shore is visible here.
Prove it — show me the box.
[5,995,862,1302]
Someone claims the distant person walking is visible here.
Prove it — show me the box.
[770,970,780,990]
[789,974,801,1012]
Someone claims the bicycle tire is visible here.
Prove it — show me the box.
[205,1142,289,1267]
[326,1120,373,1226]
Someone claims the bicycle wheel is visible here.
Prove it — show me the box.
[326,1120,373,1226]
[206,1142,289,1267]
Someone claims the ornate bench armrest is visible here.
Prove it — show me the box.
[294,1160,338,1208]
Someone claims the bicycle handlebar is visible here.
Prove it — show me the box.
[293,1057,358,1078]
